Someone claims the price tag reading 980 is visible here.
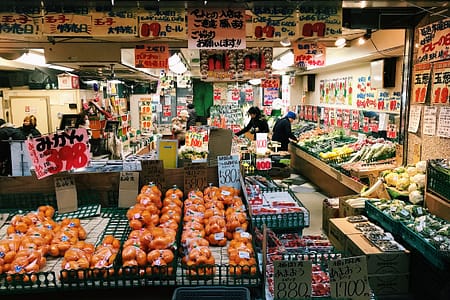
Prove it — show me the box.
[273,260,312,300]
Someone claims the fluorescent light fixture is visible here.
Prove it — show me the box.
[248,78,261,85]
[14,49,74,71]
[108,79,123,84]
[168,53,181,67]
[169,52,187,74]
[358,37,366,45]
[47,64,75,72]
[280,51,294,66]
[271,59,285,70]
[335,37,346,48]
[280,37,291,47]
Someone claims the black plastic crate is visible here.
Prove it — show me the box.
[427,160,450,202]
[172,286,250,300]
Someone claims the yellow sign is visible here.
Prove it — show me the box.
[158,139,178,168]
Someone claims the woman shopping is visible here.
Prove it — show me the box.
[235,106,269,140]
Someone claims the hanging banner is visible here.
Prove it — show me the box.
[293,42,326,68]
[138,8,185,38]
[188,8,246,49]
[135,44,169,69]
[412,63,431,104]
[43,13,92,36]
[249,7,298,40]
[431,61,450,105]
[417,18,450,63]
[26,128,90,180]
[0,13,40,38]
[298,2,343,38]
[90,11,136,36]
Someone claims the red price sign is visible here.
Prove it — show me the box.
[26,128,90,179]
[262,78,280,88]
[256,157,271,171]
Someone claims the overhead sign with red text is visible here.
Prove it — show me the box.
[412,63,431,104]
[417,18,450,63]
[90,11,136,36]
[26,128,90,179]
[293,41,326,68]
[297,2,343,38]
[42,13,93,36]
[431,60,450,105]
[135,43,169,69]
[0,14,40,39]
[188,8,246,49]
[138,9,185,38]
[249,7,298,41]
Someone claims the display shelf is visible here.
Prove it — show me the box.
[289,143,366,197]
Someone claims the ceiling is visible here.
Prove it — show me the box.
[0,1,448,84]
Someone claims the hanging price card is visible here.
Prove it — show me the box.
[256,157,271,171]
[273,260,312,300]
[184,161,208,192]
[26,128,90,180]
[217,155,241,190]
[140,160,165,192]
[330,256,371,300]
[256,133,268,155]
[119,172,139,208]
[54,175,77,213]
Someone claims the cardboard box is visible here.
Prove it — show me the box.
[57,73,79,89]
[328,218,366,251]
[346,234,410,274]
[339,194,365,217]
[368,273,410,295]
[322,198,339,235]
[207,128,233,166]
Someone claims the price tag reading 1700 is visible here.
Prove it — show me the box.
[273,260,312,300]
[217,155,241,190]
[329,256,371,300]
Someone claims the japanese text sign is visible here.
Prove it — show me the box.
[293,42,326,68]
[250,7,298,40]
[135,44,169,69]
[138,9,186,38]
[256,133,268,155]
[26,128,90,180]
[184,161,208,193]
[90,11,136,36]
[329,256,371,300]
[188,8,246,49]
[43,13,92,36]
[54,175,78,213]
[0,14,39,38]
[273,260,312,300]
[431,60,450,105]
[412,63,431,104]
[118,171,139,208]
[298,3,343,38]
[417,18,450,63]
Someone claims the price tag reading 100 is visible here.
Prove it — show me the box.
[217,155,241,190]
[273,260,312,300]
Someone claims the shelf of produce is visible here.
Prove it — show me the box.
[289,144,366,197]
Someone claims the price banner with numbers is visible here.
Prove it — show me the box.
[119,171,139,208]
[184,162,208,192]
[274,260,312,300]
[330,256,371,300]
[140,160,165,192]
[250,7,297,41]
[26,128,90,180]
[298,3,343,38]
[54,175,77,213]
[138,8,186,39]
[256,157,271,171]
[256,133,268,155]
[293,42,326,68]
[217,155,241,190]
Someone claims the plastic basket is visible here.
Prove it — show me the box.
[398,222,449,271]
[427,160,450,202]
[365,200,400,236]
[172,286,250,300]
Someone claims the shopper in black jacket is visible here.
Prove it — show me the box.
[272,111,298,151]
[235,106,269,140]
[186,103,197,130]
[19,115,41,138]
[0,119,26,176]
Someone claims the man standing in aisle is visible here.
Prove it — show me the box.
[271,111,298,151]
